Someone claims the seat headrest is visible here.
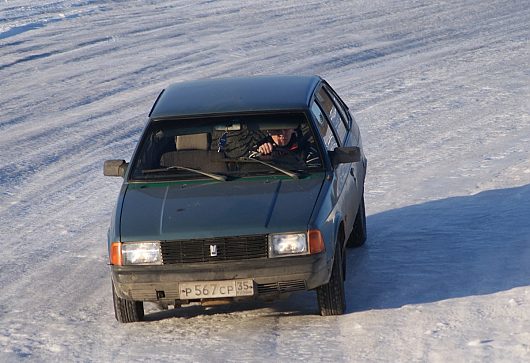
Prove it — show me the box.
[176,133,209,150]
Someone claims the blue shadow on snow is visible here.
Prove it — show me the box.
[346,184,530,312]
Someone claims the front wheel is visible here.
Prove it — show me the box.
[346,194,367,248]
[112,281,144,323]
[316,243,346,316]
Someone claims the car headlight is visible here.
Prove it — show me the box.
[121,242,162,265]
[269,233,308,257]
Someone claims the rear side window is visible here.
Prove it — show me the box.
[311,102,338,151]
[316,87,348,143]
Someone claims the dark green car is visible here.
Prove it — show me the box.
[104,75,367,322]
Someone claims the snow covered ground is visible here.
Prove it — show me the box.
[0,0,529,361]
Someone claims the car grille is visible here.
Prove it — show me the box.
[257,280,307,294]
[160,235,269,264]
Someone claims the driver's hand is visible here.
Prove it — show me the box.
[257,142,274,155]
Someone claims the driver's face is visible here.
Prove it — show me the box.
[270,128,294,146]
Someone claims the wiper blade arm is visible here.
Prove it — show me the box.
[236,157,299,179]
[142,165,227,181]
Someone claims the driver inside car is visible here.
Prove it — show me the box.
[257,128,296,155]
[254,128,320,169]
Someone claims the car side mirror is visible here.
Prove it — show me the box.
[104,160,128,178]
[329,146,361,168]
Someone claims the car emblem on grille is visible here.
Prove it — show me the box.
[210,245,218,257]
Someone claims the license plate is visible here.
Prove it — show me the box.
[178,279,254,299]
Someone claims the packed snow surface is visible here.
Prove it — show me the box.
[1,0,529,361]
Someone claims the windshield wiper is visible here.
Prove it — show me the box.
[235,156,299,179]
[142,165,227,181]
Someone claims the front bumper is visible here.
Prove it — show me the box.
[111,253,329,302]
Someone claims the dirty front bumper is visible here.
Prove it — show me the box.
[111,253,329,302]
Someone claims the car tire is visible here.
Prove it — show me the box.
[346,194,367,248]
[316,241,346,316]
[112,281,144,323]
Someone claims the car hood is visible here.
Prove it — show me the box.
[120,176,324,241]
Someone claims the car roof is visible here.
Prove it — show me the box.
[149,75,322,119]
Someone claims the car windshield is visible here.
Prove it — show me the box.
[129,113,324,181]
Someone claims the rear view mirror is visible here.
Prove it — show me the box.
[329,146,361,167]
[214,123,241,131]
[104,160,128,177]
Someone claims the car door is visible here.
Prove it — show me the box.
[313,85,360,235]
[325,84,365,197]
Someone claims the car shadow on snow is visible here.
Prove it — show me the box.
[345,184,530,312]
